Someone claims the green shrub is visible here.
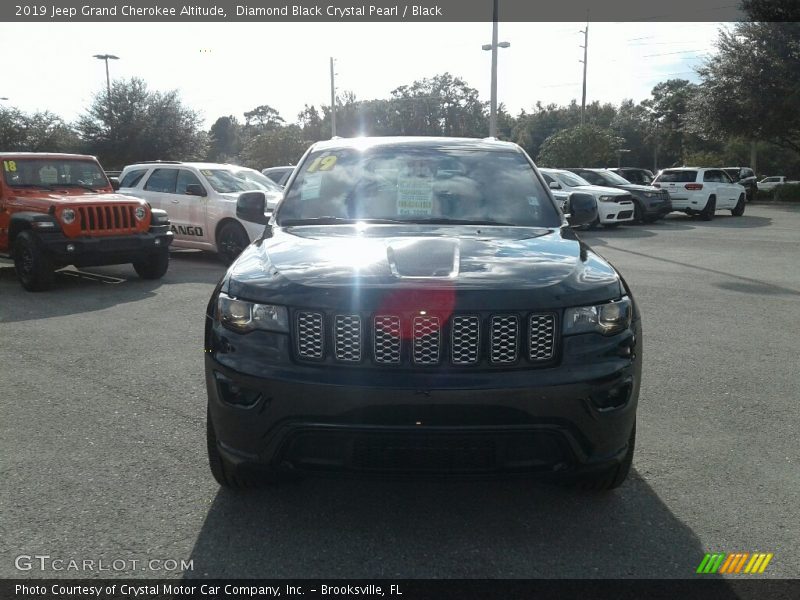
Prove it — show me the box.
[756,188,775,201]
[774,183,800,202]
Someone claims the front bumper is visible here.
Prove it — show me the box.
[597,201,635,224]
[37,226,173,267]
[638,194,673,218]
[205,317,641,477]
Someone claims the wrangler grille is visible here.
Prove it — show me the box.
[77,205,139,234]
[294,311,557,368]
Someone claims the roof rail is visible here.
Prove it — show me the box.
[133,160,182,164]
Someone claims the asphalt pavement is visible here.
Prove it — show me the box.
[1,204,798,579]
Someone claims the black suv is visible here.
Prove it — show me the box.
[568,168,672,223]
[722,167,757,202]
[204,137,641,491]
[609,167,654,186]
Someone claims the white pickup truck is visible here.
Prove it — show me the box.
[757,176,799,191]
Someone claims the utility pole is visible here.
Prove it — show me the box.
[329,57,337,138]
[93,54,119,124]
[579,23,588,125]
[481,0,510,138]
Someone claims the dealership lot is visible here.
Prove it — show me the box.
[1,204,798,578]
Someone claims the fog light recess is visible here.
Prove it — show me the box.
[214,372,262,407]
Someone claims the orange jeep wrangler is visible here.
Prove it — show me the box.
[0,153,173,291]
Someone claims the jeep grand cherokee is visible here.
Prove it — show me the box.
[204,137,641,490]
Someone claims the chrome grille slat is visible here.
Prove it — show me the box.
[374,315,401,364]
[490,315,519,364]
[334,315,362,362]
[451,316,480,365]
[528,314,556,361]
[412,316,440,365]
[296,311,324,359]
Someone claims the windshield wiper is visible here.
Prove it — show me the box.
[280,217,406,226]
[9,183,55,191]
[399,218,519,226]
[55,183,99,192]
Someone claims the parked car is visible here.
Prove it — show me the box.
[261,165,294,187]
[757,176,799,191]
[205,136,641,491]
[118,161,283,264]
[539,168,635,228]
[722,167,757,202]
[609,167,654,186]
[652,168,746,220]
[0,153,172,291]
[104,169,122,191]
[568,168,672,223]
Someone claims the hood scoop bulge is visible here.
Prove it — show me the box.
[386,238,461,279]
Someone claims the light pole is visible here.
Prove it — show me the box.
[330,57,337,137]
[482,0,509,138]
[93,54,119,118]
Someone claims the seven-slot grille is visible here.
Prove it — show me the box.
[77,205,138,234]
[294,311,557,367]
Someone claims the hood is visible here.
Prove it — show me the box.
[613,183,663,194]
[8,189,146,208]
[572,184,630,196]
[226,225,623,310]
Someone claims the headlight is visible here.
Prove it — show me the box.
[644,192,656,198]
[563,297,632,336]
[61,208,76,224]
[134,206,147,220]
[598,195,615,202]
[217,292,289,334]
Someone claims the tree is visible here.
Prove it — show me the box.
[243,105,284,132]
[537,125,623,168]
[298,104,324,141]
[241,125,308,169]
[0,107,79,153]
[76,78,207,169]
[642,79,697,166]
[390,73,487,137]
[692,22,800,157]
[208,116,242,162]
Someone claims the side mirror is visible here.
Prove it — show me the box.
[236,191,269,224]
[566,192,598,227]
[185,183,206,196]
[109,177,120,191]
[548,181,561,190]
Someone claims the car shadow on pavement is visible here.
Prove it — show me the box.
[185,470,717,579]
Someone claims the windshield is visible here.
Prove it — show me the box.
[201,168,282,194]
[596,170,632,185]
[551,171,591,188]
[277,146,561,227]
[2,158,108,190]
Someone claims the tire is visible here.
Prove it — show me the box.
[700,196,716,221]
[13,230,55,292]
[574,422,636,491]
[217,221,250,266]
[133,250,169,279]
[731,194,745,217]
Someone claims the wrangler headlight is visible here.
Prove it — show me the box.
[61,208,76,224]
[563,297,632,336]
[217,292,289,334]
[134,206,147,221]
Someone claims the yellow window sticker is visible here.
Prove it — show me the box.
[200,169,213,176]
[3,160,16,172]
[306,155,338,173]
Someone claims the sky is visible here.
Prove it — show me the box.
[0,21,725,128]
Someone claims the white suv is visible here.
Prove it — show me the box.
[652,168,746,221]
[118,162,283,263]
[539,168,635,228]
